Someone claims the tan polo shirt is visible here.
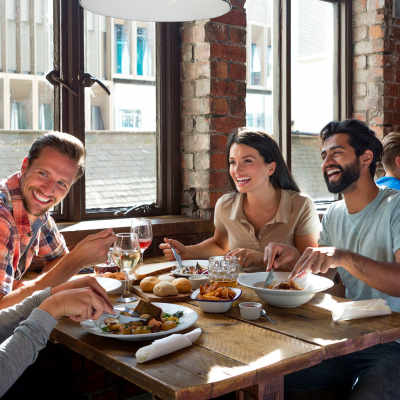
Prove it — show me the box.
[214,190,320,252]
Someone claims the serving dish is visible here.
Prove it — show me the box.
[172,259,209,277]
[81,302,198,341]
[237,271,333,308]
[190,287,241,313]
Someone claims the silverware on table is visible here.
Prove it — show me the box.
[263,270,274,288]
[261,308,276,324]
[170,246,183,272]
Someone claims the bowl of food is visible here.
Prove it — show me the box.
[189,274,209,290]
[237,271,333,308]
[190,282,241,313]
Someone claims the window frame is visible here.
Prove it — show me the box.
[246,0,352,172]
[53,0,181,222]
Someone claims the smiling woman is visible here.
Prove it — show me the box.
[160,130,320,271]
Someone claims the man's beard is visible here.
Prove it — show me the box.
[324,159,361,193]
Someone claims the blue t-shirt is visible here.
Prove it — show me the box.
[376,176,400,190]
[319,188,400,312]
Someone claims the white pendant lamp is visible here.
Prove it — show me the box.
[79,0,232,22]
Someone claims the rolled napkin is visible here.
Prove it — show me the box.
[332,299,392,322]
[136,328,202,363]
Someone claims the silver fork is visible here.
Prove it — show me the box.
[170,246,183,272]
[263,270,274,288]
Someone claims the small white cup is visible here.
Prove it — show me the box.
[239,302,262,320]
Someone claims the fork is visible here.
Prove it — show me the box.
[170,246,183,272]
[263,270,274,288]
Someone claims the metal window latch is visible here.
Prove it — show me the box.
[46,70,78,96]
[79,72,111,95]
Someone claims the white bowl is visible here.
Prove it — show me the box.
[188,274,209,290]
[190,287,242,313]
[237,272,333,308]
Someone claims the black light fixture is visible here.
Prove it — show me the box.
[79,0,232,22]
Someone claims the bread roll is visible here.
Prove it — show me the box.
[140,276,160,292]
[172,278,192,293]
[157,274,175,283]
[153,281,178,297]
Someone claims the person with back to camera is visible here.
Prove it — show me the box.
[264,119,400,400]
[376,131,400,190]
[160,129,320,271]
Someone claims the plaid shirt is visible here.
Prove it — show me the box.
[0,173,68,295]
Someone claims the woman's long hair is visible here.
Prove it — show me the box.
[226,130,300,192]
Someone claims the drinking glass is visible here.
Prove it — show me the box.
[131,218,153,264]
[208,255,240,287]
[111,232,141,303]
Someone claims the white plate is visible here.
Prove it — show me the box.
[172,259,209,277]
[70,275,122,294]
[81,302,198,341]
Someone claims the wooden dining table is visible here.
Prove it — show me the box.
[49,267,400,400]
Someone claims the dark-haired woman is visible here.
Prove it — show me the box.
[160,130,320,271]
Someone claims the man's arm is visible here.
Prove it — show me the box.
[0,229,115,309]
[289,246,400,297]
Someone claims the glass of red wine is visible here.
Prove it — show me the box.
[131,218,153,264]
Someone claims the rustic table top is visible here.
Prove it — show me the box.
[51,285,400,400]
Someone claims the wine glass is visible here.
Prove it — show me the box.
[131,218,153,264]
[111,232,141,303]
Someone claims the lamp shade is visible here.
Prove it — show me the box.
[79,0,232,22]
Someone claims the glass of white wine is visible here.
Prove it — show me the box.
[112,232,141,303]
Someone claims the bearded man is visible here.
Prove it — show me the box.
[0,131,115,309]
[264,119,400,400]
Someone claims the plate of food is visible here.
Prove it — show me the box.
[81,300,198,341]
[172,260,209,277]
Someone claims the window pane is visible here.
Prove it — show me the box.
[245,0,273,133]
[0,0,54,176]
[291,0,334,201]
[84,13,157,212]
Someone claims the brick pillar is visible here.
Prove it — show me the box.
[353,0,400,139]
[181,0,246,219]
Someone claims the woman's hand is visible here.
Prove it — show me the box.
[226,248,264,271]
[159,238,190,260]
[39,287,114,321]
[264,242,300,272]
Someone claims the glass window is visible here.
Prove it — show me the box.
[245,0,347,201]
[84,12,157,212]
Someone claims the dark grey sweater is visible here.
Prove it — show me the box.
[0,288,57,396]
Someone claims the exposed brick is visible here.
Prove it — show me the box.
[210,42,246,62]
[196,190,210,209]
[367,53,384,67]
[183,134,210,152]
[229,62,246,80]
[181,24,195,43]
[212,98,229,115]
[354,55,367,70]
[210,133,228,152]
[353,112,367,122]
[210,171,229,189]
[195,79,211,97]
[230,0,246,7]
[212,116,244,132]
[212,8,246,26]
[229,26,246,45]
[193,22,206,42]
[194,42,210,61]
[354,26,368,42]
[182,116,195,132]
[370,24,385,39]
[205,23,228,42]
[211,60,229,79]
[182,43,194,62]
[183,153,194,169]
[184,170,210,188]
[182,97,210,115]
[194,152,211,170]
[210,191,224,207]
[195,116,211,132]
[230,97,246,116]
[212,80,246,96]
[210,152,227,169]
[182,81,195,98]
[383,67,395,82]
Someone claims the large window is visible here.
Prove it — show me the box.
[246,0,352,202]
[0,0,181,221]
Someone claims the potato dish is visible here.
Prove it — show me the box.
[198,282,236,301]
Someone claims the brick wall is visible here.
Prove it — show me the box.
[180,0,246,219]
[353,0,400,138]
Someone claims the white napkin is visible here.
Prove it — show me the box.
[136,328,202,363]
[332,299,392,322]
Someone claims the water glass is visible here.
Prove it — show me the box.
[208,255,240,287]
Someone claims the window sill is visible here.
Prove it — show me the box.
[58,215,214,255]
